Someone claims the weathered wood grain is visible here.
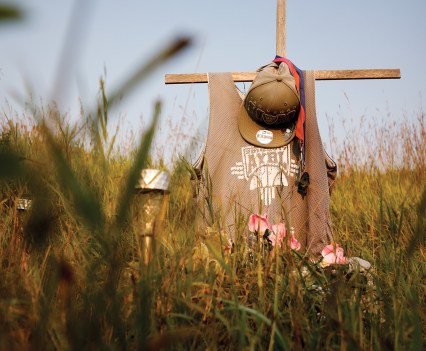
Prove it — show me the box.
[276,0,286,57]
[165,69,401,84]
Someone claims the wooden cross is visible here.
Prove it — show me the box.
[165,0,400,85]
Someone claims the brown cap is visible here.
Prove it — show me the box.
[238,62,300,148]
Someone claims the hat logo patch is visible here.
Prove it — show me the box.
[262,112,279,125]
[256,130,273,145]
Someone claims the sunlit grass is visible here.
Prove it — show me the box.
[0,93,424,350]
[0,25,425,347]
[2,2,423,349]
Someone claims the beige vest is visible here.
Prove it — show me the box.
[195,71,336,257]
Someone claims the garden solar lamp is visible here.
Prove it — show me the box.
[15,196,32,234]
[134,169,170,265]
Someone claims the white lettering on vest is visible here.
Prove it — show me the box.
[231,145,299,206]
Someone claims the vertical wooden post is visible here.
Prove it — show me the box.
[276,0,286,57]
[164,0,401,84]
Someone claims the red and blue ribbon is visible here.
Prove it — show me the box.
[272,55,305,143]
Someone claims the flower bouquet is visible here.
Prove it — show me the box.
[247,213,301,253]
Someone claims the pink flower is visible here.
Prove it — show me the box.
[290,235,301,251]
[272,223,286,244]
[248,213,273,236]
[321,243,348,265]
[268,233,277,246]
[248,215,301,251]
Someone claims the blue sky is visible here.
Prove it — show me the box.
[1,0,425,163]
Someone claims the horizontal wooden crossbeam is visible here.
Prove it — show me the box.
[165,69,400,84]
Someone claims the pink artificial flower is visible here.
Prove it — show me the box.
[321,243,348,265]
[272,223,286,245]
[268,233,277,247]
[290,235,301,251]
[248,213,273,236]
[248,215,301,251]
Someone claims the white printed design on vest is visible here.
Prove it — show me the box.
[230,146,299,206]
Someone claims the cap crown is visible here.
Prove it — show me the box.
[244,63,300,128]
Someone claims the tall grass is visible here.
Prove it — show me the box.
[2,5,424,350]
[1,13,425,346]
[1,89,425,350]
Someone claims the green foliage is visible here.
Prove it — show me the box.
[0,105,424,350]
[0,17,425,347]
[0,5,22,21]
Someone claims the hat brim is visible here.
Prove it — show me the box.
[238,102,296,148]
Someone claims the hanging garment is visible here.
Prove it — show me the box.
[194,70,336,257]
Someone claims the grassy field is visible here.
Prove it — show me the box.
[0,91,424,351]
[1,6,425,349]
